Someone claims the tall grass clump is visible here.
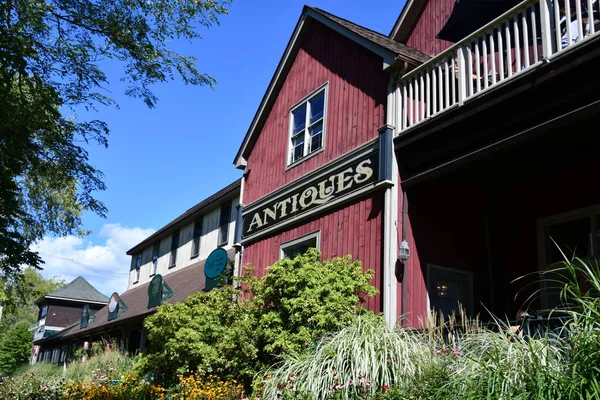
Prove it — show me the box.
[261,314,449,399]
[547,257,600,398]
[65,345,137,382]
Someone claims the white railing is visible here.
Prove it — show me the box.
[396,0,599,132]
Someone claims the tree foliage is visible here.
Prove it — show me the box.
[140,249,377,387]
[0,0,231,278]
[0,268,64,375]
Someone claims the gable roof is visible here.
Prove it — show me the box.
[310,7,430,65]
[389,0,430,43]
[126,179,241,255]
[233,5,428,168]
[34,248,235,344]
[39,276,108,305]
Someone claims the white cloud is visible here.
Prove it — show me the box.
[31,224,155,296]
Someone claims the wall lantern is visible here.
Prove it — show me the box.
[398,240,410,261]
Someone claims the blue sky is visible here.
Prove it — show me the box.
[33,0,406,295]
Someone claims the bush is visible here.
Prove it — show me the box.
[139,249,377,389]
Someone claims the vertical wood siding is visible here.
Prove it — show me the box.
[243,194,384,313]
[243,20,389,205]
[406,0,456,56]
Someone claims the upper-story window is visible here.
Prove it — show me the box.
[134,253,142,283]
[191,218,203,259]
[40,305,48,319]
[288,85,327,165]
[169,230,180,268]
[151,243,159,276]
[218,203,231,246]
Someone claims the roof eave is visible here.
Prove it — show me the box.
[126,180,241,255]
[233,6,398,167]
[389,0,428,43]
[41,296,107,306]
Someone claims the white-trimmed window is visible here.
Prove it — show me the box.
[169,230,180,268]
[537,205,600,308]
[40,305,48,319]
[151,243,159,276]
[218,204,231,246]
[288,85,327,165]
[426,265,473,318]
[134,253,142,283]
[191,218,203,258]
[280,231,321,259]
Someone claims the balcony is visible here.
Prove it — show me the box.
[395,0,600,133]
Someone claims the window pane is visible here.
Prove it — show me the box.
[292,104,307,134]
[545,217,591,265]
[283,237,317,259]
[136,254,142,268]
[219,204,231,245]
[191,219,203,257]
[309,92,325,124]
[171,231,180,250]
[152,244,159,260]
[292,134,305,162]
[309,122,323,152]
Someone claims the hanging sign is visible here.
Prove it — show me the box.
[80,304,96,329]
[242,150,379,239]
[107,292,128,321]
[204,248,229,279]
[147,274,174,309]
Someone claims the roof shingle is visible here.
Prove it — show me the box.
[307,7,430,64]
[40,276,108,304]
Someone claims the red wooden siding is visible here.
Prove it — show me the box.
[398,177,490,327]
[243,19,389,205]
[242,194,384,313]
[405,0,456,56]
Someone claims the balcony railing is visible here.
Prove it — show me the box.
[396,0,599,133]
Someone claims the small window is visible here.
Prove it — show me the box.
[169,230,180,268]
[135,253,142,268]
[538,206,600,308]
[151,243,159,276]
[288,86,326,165]
[191,218,203,259]
[218,204,231,246]
[281,232,320,259]
[134,267,140,284]
[40,305,48,319]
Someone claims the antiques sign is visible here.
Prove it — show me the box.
[242,150,379,238]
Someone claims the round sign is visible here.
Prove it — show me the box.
[204,248,228,279]
[108,292,119,313]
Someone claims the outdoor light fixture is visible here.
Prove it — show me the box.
[398,240,410,261]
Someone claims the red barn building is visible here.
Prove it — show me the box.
[236,3,600,327]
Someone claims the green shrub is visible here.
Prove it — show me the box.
[139,249,377,389]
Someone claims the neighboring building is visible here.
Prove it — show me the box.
[32,276,108,363]
[234,3,600,327]
[125,179,242,289]
[33,180,241,360]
